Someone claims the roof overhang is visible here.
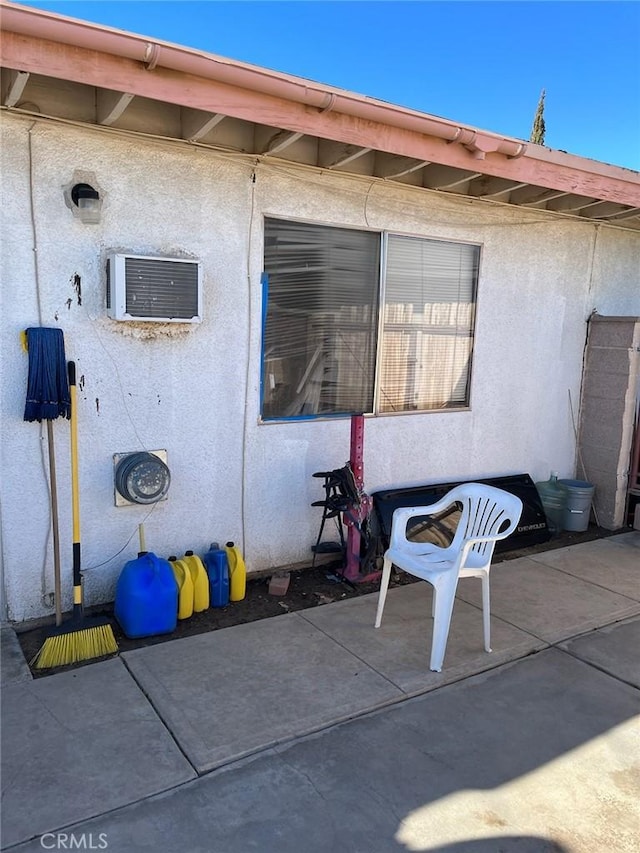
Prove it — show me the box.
[2,1,639,228]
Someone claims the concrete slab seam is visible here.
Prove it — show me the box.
[552,638,640,687]
[551,618,640,691]
[269,650,565,760]
[527,554,640,602]
[398,646,549,701]
[193,692,408,777]
[118,654,199,776]
[455,578,640,645]
[552,614,640,646]
[298,602,548,701]
[555,645,640,692]
[450,593,557,647]
[0,772,203,853]
[295,608,411,694]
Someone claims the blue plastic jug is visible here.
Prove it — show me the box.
[203,542,230,607]
[114,551,178,638]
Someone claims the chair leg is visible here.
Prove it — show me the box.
[429,576,458,673]
[374,556,393,628]
[481,574,492,653]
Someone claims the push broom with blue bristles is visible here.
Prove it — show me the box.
[31,352,118,669]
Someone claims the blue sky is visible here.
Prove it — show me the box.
[16,1,640,170]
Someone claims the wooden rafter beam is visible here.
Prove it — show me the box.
[545,194,600,212]
[318,141,372,169]
[509,186,570,206]
[260,129,304,155]
[598,206,640,221]
[467,176,529,199]
[578,201,628,219]
[3,69,29,106]
[375,154,430,179]
[566,198,612,212]
[97,89,134,125]
[422,165,482,190]
[181,108,226,141]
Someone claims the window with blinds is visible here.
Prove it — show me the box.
[261,219,478,419]
[379,235,479,413]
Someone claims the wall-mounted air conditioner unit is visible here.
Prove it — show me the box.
[106,253,202,322]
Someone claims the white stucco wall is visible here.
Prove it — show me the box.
[2,115,639,623]
[589,226,640,316]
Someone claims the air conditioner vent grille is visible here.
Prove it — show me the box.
[125,257,199,320]
[106,253,202,323]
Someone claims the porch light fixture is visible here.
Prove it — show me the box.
[70,183,102,224]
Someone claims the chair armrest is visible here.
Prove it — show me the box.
[389,500,458,549]
[458,524,519,562]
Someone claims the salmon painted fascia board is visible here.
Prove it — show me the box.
[1,0,520,147]
[1,19,639,209]
[3,2,637,173]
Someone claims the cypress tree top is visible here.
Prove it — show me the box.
[530,89,546,145]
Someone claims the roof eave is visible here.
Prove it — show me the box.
[2,0,639,210]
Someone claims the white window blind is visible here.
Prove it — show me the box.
[262,219,380,418]
[379,235,479,412]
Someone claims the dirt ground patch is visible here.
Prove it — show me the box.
[16,526,619,678]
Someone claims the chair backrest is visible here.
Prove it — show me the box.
[448,482,523,559]
[389,482,523,562]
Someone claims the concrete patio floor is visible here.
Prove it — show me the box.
[1,531,639,851]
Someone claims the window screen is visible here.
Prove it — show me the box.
[262,219,380,418]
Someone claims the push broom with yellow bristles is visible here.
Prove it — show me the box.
[33,361,118,669]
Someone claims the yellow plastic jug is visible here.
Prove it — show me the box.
[224,541,246,602]
[183,551,210,612]
[168,556,194,620]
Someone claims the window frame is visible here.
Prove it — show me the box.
[260,215,481,423]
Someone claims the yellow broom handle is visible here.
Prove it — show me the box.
[68,362,83,606]
[70,369,80,544]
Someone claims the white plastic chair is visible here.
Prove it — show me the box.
[374,483,523,672]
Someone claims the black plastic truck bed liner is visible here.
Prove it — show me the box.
[371,473,550,554]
